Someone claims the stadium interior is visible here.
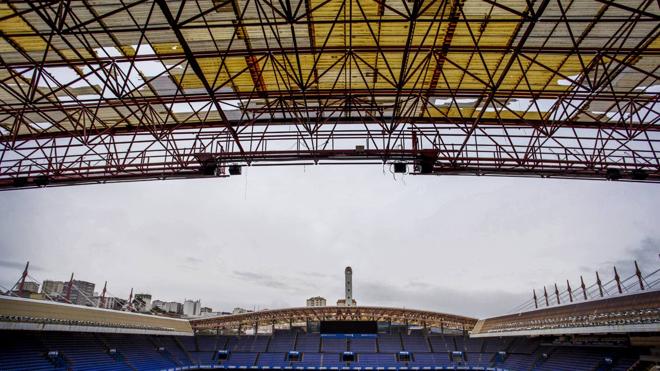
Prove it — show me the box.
[0,0,659,369]
[0,282,659,371]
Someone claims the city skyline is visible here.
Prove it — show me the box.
[1,166,659,318]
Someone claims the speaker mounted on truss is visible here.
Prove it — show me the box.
[228,164,242,175]
[416,149,439,174]
[606,168,622,181]
[631,169,648,181]
[393,163,406,173]
[196,154,219,176]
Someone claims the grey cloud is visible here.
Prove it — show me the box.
[598,237,660,276]
[358,281,527,318]
[233,271,300,291]
[185,256,204,264]
[0,260,43,272]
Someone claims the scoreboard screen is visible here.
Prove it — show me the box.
[320,321,378,334]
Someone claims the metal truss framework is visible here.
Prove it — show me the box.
[0,0,658,188]
[189,306,477,331]
[471,289,660,337]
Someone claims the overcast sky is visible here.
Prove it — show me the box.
[0,166,658,318]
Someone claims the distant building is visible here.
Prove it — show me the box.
[10,281,40,298]
[152,300,166,311]
[164,301,183,314]
[336,298,357,306]
[232,307,251,314]
[201,307,213,314]
[134,294,152,312]
[306,296,327,307]
[41,280,65,297]
[21,282,39,294]
[93,296,125,310]
[183,299,201,317]
[63,280,95,306]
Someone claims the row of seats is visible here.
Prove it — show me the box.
[192,334,517,354]
[0,331,640,371]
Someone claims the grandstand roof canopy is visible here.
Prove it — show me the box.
[472,289,660,337]
[0,296,193,335]
[190,305,477,331]
[0,0,658,188]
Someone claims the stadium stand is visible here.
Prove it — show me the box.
[267,330,296,352]
[0,329,652,370]
[428,334,456,352]
[320,337,347,352]
[402,332,430,352]
[295,333,320,352]
[377,333,403,352]
[1,292,658,370]
[348,337,377,352]
[256,352,288,367]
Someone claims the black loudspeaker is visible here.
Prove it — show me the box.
[393,163,406,173]
[631,169,649,180]
[420,161,434,174]
[416,149,438,174]
[200,160,217,176]
[34,175,50,187]
[12,177,28,187]
[606,168,621,181]
[228,164,242,175]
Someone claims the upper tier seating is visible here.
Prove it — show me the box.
[232,335,270,352]
[295,333,320,352]
[377,334,402,352]
[428,334,455,352]
[321,337,347,352]
[176,336,197,352]
[197,335,220,351]
[349,337,377,352]
[482,337,512,352]
[402,333,430,352]
[267,331,296,352]
[41,332,131,371]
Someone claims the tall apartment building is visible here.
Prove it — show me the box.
[183,299,201,317]
[41,280,65,297]
[62,280,95,306]
[306,296,327,307]
[134,293,152,312]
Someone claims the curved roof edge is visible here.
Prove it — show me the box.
[190,306,478,331]
[0,296,193,335]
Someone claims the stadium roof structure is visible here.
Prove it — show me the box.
[471,289,660,337]
[0,296,193,335]
[190,306,478,331]
[0,0,658,188]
